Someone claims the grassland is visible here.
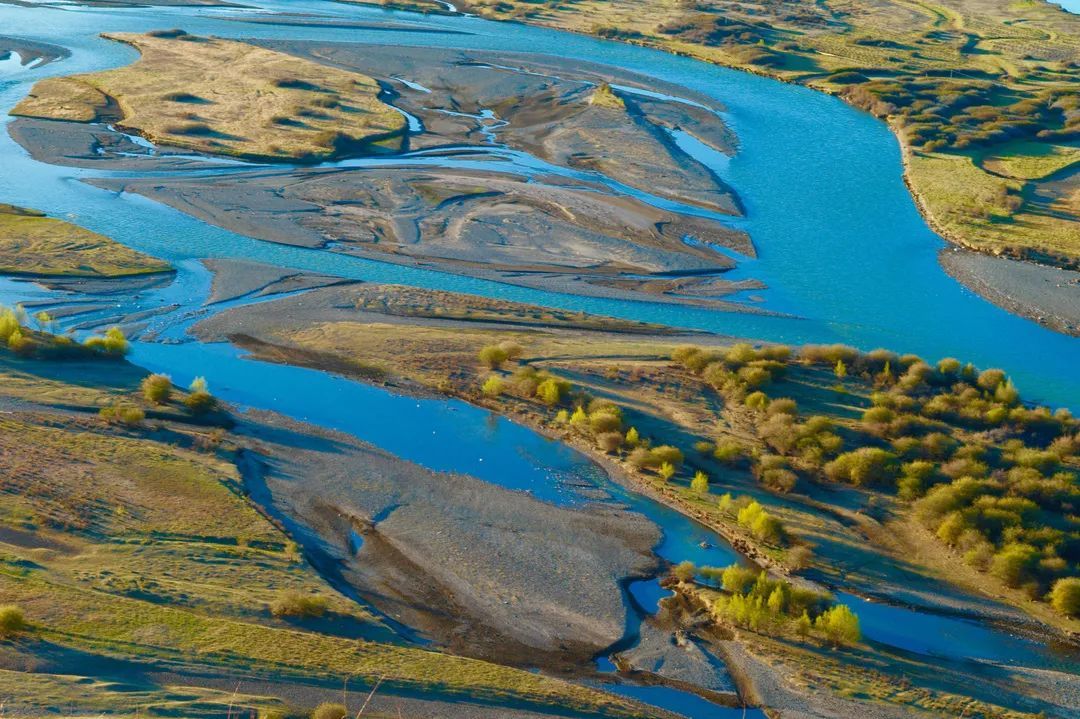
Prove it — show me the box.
[195,283,1078,716]
[0,203,170,277]
[0,348,655,718]
[12,31,406,161]
[385,0,1080,268]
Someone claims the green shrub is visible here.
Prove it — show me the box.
[814,604,861,645]
[690,470,710,494]
[481,374,505,397]
[310,703,347,719]
[84,326,129,356]
[990,543,1040,588]
[721,564,758,594]
[141,373,173,404]
[0,605,26,638]
[713,438,746,464]
[478,344,509,369]
[100,403,145,427]
[824,448,900,486]
[1049,577,1080,618]
[271,591,329,618]
[672,560,697,582]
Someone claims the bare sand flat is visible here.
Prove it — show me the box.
[940,247,1080,337]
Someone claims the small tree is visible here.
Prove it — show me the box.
[834,359,847,380]
[141,374,173,404]
[815,604,860,645]
[690,470,709,494]
[658,461,676,481]
[625,426,640,447]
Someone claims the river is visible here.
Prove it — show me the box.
[0,1,1077,716]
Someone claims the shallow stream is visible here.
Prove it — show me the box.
[0,0,1078,715]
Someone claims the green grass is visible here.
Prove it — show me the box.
[0,203,170,277]
[0,356,652,718]
[979,140,1080,180]
[12,32,406,161]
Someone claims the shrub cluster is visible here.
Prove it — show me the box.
[717,494,787,546]
[681,563,860,645]
[270,590,328,619]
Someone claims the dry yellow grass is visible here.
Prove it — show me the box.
[13,31,406,161]
[0,203,170,277]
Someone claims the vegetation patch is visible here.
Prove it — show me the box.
[12,32,407,161]
[0,203,170,277]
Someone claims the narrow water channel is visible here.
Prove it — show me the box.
[0,1,1078,715]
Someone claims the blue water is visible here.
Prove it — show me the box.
[0,0,1077,411]
[0,1,1078,714]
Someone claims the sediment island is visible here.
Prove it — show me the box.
[0,1,1076,718]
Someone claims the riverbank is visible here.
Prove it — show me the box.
[940,247,1080,337]
[0,343,665,718]
[185,277,1079,716]
[410,0,1080,333]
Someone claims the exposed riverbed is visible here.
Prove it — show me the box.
[0,0,1078,716]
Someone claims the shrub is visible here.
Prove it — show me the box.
[271,591,328,618]
[786,545,813,570]
[673,561,697,582]
[535,377,565,406]
[0,605,26,638]
[799,344,858,365]
[721,564,758,593]
[824,448,900,486]
[814,604,861,645]
[185,391,216,415]
[714,438,745,464]
[761,468,798,493]
[990,543,1040,588]
[1049,577,1080,618]
[659,462,676,481]
[481,375,505,397]
[624,427,640,447]
[100,403,145,426]
[596,431,623,453]
[650,445,684,467]
[589,411,622,433]
[977,368,1007,392]
[745,391,768,411]
[141,374,172,404]
[498,341,524,360]
[83,327,129,356]
[691,470,710,494]
[310,703,347,719]
[766,398,798,417]
[478,345,509,369]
